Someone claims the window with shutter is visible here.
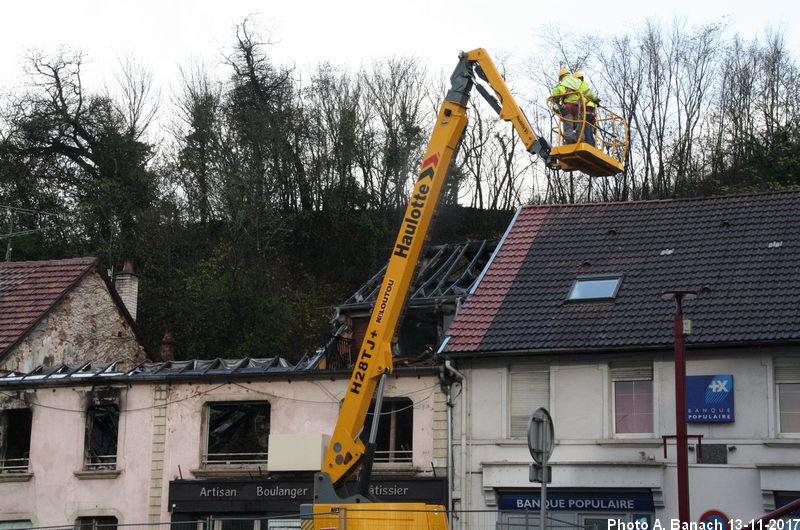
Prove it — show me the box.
[611,362,654,434]
[509,365,549,438]
[775,357,800,433]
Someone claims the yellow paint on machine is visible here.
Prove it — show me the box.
[305,503,448,530]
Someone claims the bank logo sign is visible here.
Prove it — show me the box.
[498,493,654,512]
[687,374,734,423]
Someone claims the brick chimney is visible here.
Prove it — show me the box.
[114,260,139,321]
[160,332,175,361]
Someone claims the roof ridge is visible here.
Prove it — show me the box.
[522,188,800,210]
[0,256,97,269]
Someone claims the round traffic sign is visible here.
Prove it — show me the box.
[527,407,554,464]
[699,510,729,528]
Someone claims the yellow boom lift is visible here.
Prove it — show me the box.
[301,49,627,529]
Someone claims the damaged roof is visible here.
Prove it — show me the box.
[0,257,99,357]
[338,240,498,312]
[445,190,800,355]
[0,358,437,387]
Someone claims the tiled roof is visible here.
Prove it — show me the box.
[0,257,97,355]
[445,191,800,354]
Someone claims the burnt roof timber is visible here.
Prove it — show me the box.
[0,363,439,389]
[412,245,463,298]
[339,240,498,310]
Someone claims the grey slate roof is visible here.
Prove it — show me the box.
[445,191,800,355]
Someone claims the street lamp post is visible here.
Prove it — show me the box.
[662,290,697,525]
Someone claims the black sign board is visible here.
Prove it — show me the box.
[168,476,447,514]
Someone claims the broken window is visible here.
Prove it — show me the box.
[205,402,270,466]
[84,404,120,470]
[0,408,32,473]
[75,516,118,530]
[360,397,413,464]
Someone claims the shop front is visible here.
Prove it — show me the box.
[496,489,656,530]
[168,475,447,527]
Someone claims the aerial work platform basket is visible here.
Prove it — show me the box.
[546,94,629,177]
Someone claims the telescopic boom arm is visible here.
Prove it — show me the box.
[315,48,554,505]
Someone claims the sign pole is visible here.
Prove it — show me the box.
[527,408,554,530]
[540,442,548,530]
[662,290,697,525]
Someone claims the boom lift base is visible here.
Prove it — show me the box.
[301,501,448,529]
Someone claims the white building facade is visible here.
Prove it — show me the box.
[447,347,800,529]
[0,360,447,527]
[443,191,800,529]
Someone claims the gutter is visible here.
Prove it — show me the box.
[444,339,800,360]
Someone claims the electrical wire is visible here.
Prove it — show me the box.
[0,383,230,414]
[0,381,442,414]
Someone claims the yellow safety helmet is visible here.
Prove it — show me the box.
[559,68,570,79]
[573,71,584,80]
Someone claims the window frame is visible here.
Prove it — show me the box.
[610,362,655,438]
[566,274,623,302]
[0,520,33,530]
[0,408,32,474]
[360,397,414,466]
[203,400,271,467]
[508,363,551,439]
[74,516,118,530]
[775,357,800,436]
[83,403,120,471]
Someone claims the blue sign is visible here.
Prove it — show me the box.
[498,493,654,512]
[687,375,734,423]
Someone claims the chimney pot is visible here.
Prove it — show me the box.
[114,260,139,321]
[160,332,175,361]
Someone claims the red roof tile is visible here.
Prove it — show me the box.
[445,207,550,352]
[0,257,97,355]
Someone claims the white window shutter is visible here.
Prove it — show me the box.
[610,362,653,382]
[775,357,800,383]
[510,365,549,438]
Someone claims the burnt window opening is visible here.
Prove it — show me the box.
[75,516,118,530]
[397,312,440,358]
[0,408,32,473]
[360,397,413,464]
[84,404,119,470]
[205,402,270,466]
[343,311,440,365]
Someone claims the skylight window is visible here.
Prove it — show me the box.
[567,275,623,301]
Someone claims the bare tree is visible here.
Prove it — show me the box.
[360,57,429,211]
[115,54,159,141]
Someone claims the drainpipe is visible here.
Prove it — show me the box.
[444,359,466,522]
[439,370,455,517]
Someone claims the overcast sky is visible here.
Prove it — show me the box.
[1,0,797,102]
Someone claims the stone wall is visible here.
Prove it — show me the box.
[2,273,146,373]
